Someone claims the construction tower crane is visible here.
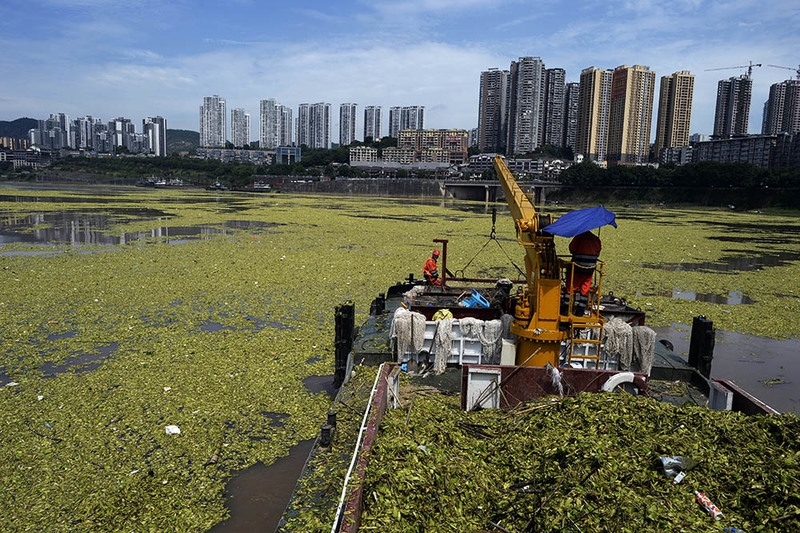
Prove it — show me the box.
[705,60,762,79]
[767,64,800,82]
[766,64,800,134]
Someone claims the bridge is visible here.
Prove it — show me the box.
[439,179,563,204]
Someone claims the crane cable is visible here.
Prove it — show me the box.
[456,208,525,278]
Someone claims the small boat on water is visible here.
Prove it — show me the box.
[276,156,789,533]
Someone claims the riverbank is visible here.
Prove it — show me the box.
[10,172,800,209]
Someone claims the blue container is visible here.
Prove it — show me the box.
[462,289,490,308]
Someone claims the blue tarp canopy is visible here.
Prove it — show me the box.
[542,205,617,237]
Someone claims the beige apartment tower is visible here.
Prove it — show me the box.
[575,67,613,162]
[654,71,695,160]
[607,65,656,165]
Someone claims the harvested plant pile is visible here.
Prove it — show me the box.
[361,389,800,532]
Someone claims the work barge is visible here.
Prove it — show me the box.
[276,156,780,533]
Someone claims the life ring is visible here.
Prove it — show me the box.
[601,372,646,394]
[658,339,674,352]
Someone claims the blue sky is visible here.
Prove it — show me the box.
[1,0,798,143]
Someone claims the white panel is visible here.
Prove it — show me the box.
[466,368,501,411]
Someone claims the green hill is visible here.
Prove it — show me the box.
[166,129,199,154]
[0,118,38,139]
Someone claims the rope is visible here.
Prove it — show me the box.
[456,234,525,279]
[458,317,504,364]
[603,317,633,369]
[501,313,514,339]
[480,319,504,364]
[432,318,453,374]
[392,308,426,361]
[632,326,656,376]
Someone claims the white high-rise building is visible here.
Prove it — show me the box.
[200,95,226,148]
[339,103,357,146]
[297,103,331,149]
[260,99,278,149]
[231,108,250,148]
[364,105,382,141]
[109,117,135,152]
[277,104,293,147]
[401,106,424,130]
[143,116,168,156]
[74,116,102,150]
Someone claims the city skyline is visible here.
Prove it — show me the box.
[1,0,797,139]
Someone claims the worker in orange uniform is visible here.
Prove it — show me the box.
[566,232,601,314]
[422,249,443,285]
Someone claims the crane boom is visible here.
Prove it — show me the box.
[705,61,762,79]
[767,64,800,81]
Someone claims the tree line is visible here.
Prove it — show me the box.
[558,160,800,188]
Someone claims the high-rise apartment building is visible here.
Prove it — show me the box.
[297,103,331,149]
[576,67,613,162]
[260,99,293,149]
[507,56,546,155]
[277,105,293,147]
[606,64,656,165]
[563,82,580,151]
[713,75,752,138]
[231,108,250,148]
[74,116,102,150]
[762,79,800,135]
[401,106,424,131]
[388,107,401,138]
[388,106,424,138]
[109,117,136,152]
[477,67,510,153]
[543,68,566,148]
[364,106,382,141]
[143,116,168,156]
[260,99,278,149]
[339,103,357,146]
[200,95,226,148]
[31,114,71,149]
[654,71,695,160]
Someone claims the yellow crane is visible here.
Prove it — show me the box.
[493,155,607,367]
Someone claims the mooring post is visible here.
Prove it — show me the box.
[688,315,715,378]
[334,302,355,388]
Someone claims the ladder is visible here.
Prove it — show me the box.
[567,317,604,368]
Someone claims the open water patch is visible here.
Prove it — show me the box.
[302,374,336,396]
[642,251,800,272]
[200,315,293,333]
[641,289,756,304]
[208,439,315,533]
[40,341,118,377]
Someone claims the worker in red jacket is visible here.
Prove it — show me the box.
[422,249,442,285]
[568,231,601,296]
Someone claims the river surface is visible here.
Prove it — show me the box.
[654,324,800,415]
[1,182,799,532]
